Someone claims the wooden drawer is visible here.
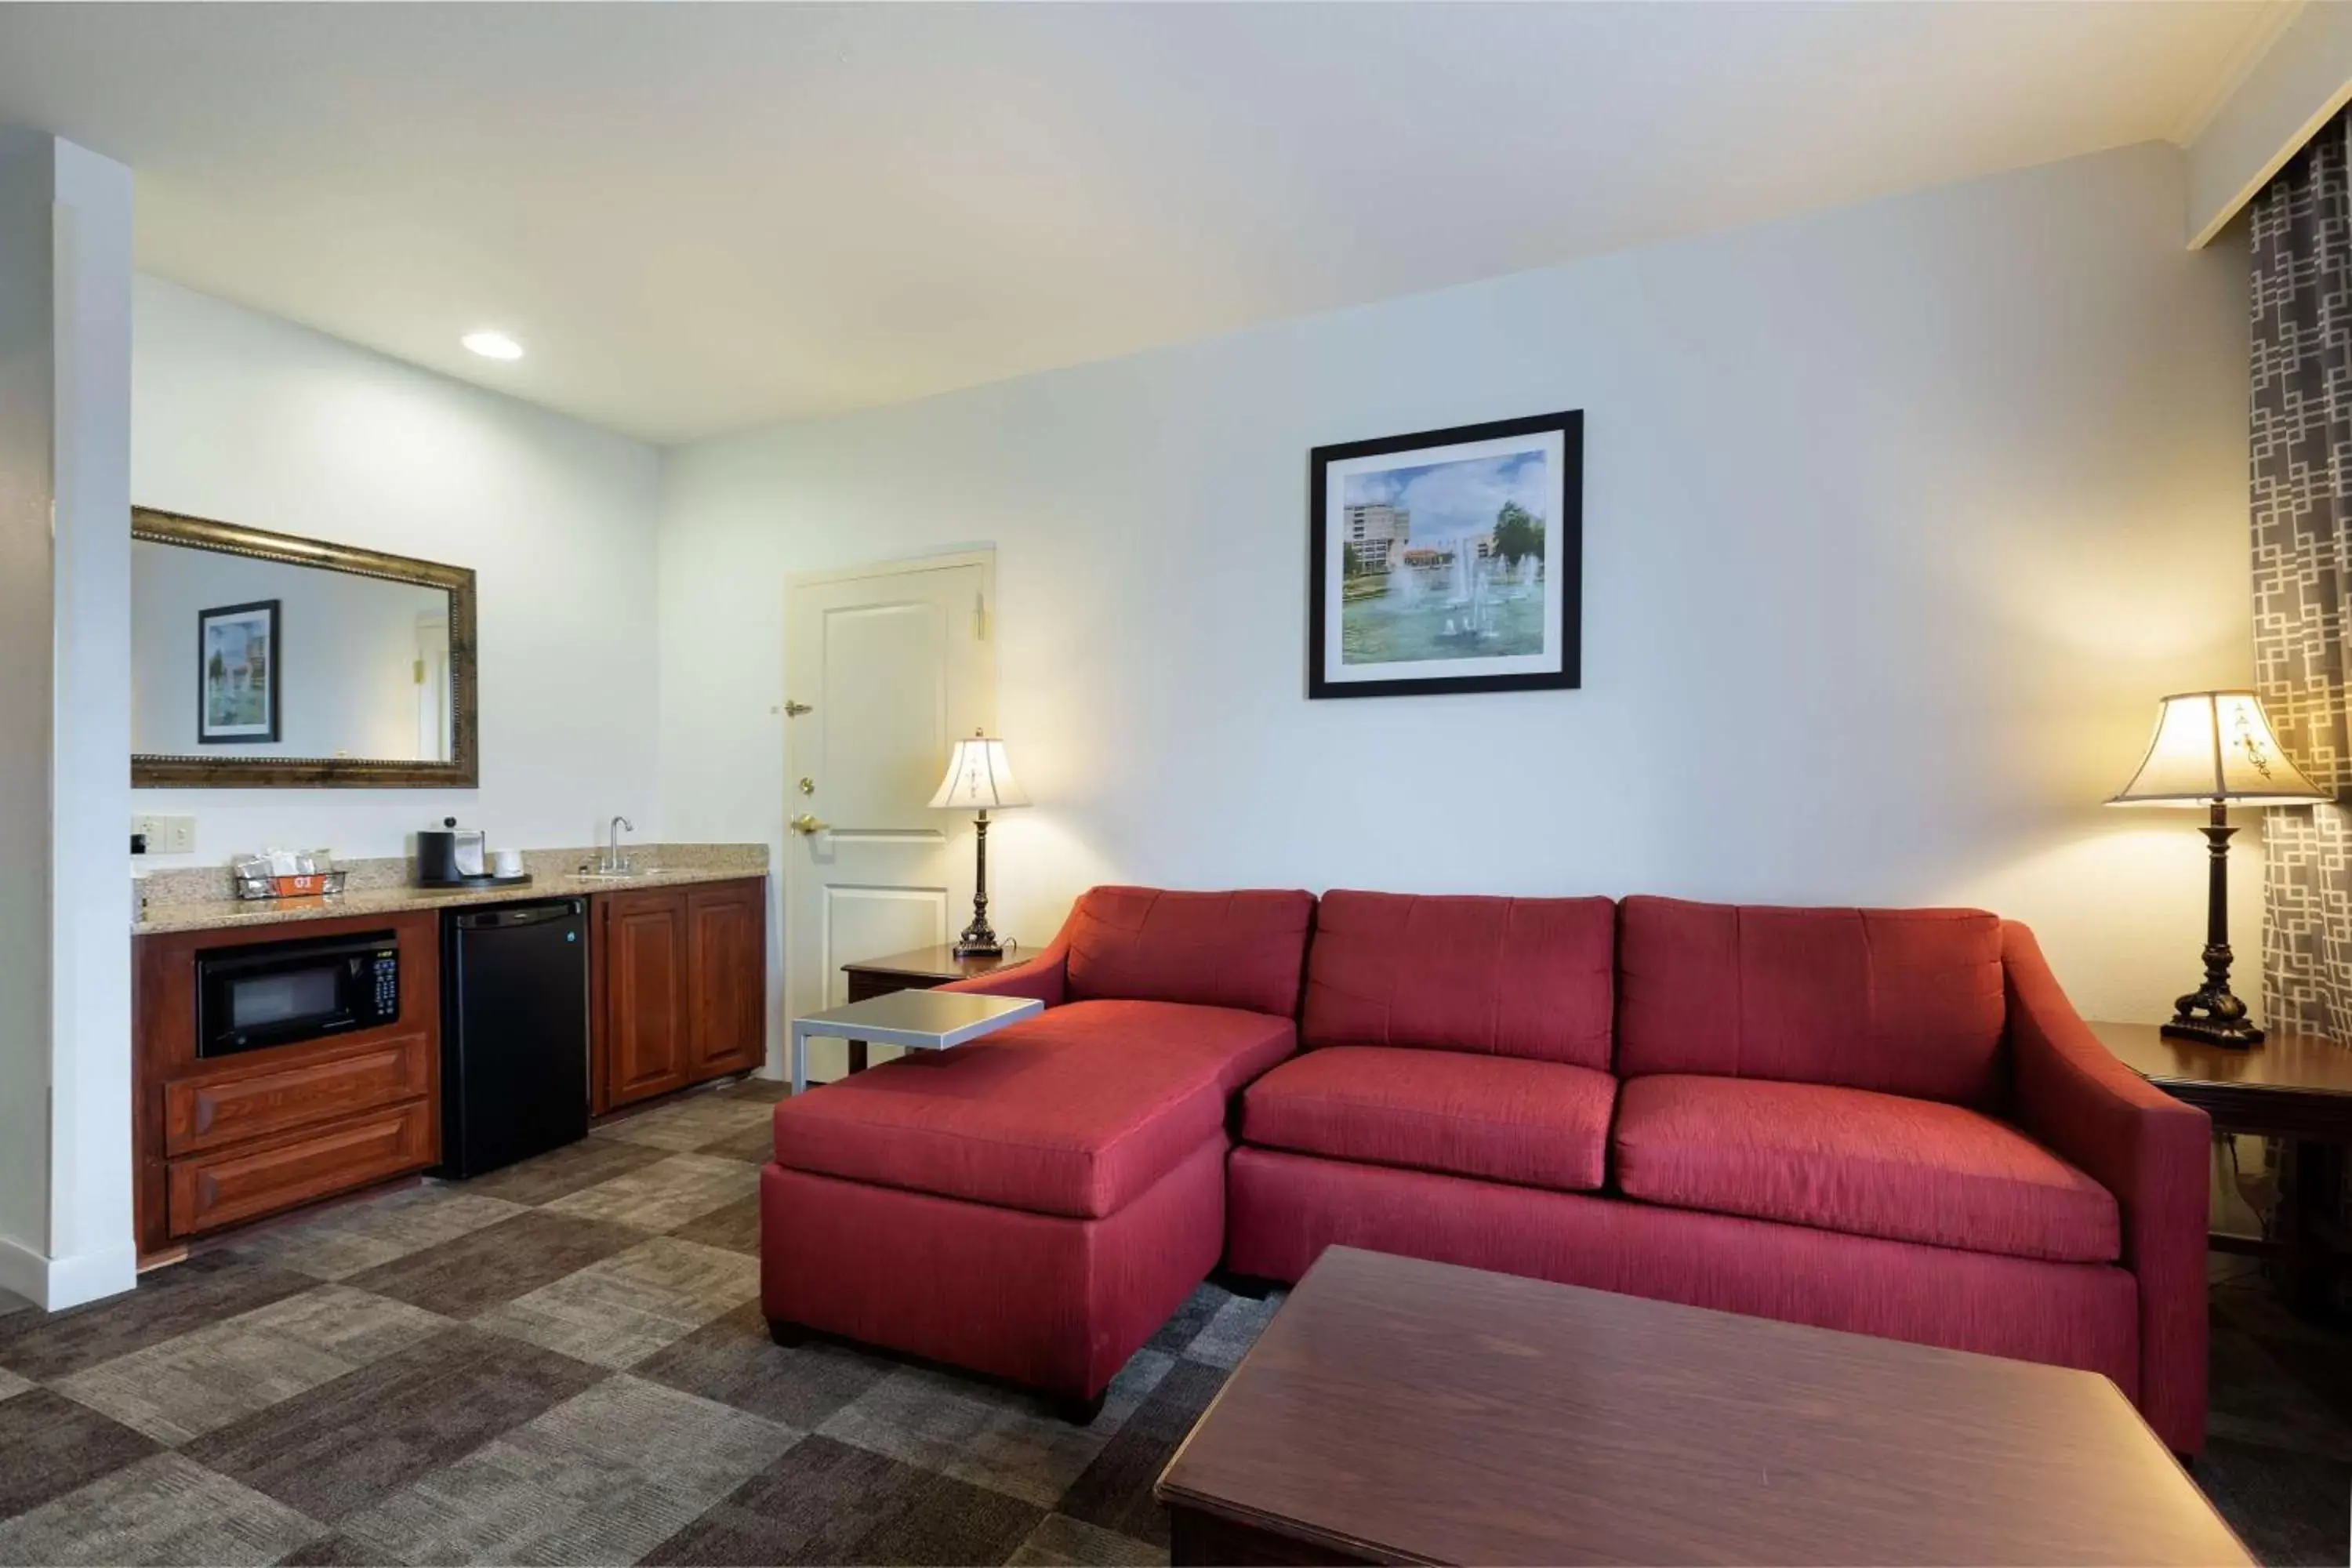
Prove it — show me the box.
[163,1036,432,1156]
[166,1099,434,1239]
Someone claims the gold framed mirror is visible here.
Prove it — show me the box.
[130,506,478,789]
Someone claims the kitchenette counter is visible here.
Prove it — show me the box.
[133,843,768,935]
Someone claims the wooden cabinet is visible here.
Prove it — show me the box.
[592,877,767,1113]
[687,881,765,1077]
[599,887,691,1109]
[130,876,771,1258]
[167,1100,436,1239]
[133,909,441,1262]
[163,1034,431,1156]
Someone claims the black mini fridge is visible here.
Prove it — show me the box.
[440,898,590,1179]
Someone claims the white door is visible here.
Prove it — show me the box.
[414,612,449,762]
[784,552,995,1080]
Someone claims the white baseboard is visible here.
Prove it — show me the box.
[0,1232,137,1311]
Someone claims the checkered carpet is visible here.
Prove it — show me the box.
[0,1078,1276,1566]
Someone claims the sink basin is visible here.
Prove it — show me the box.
[570,866,654,880]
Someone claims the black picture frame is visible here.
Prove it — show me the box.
[1308,410,1582,699]
[196,598,281,746]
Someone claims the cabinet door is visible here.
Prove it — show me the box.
[687,880,766,1076]
[603,889,689,1108]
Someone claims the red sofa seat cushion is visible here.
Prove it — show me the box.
[1065,887,1316,1018]
[1242,1046,1615,1193]
[1617,896,2006,1106]
[1613,1075,2120,1265]
[1302,891,1616,1069]
[770,999,1292,1220]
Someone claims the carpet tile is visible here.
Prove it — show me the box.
[1178,1292,1278,1369]
[346,1210,644,1318]
[56,1285,446,1445]
[635,1302,896,1429]
[541,1152,758,1232]
[644,1439,1021,1568]
[0,1453,321,1568]
[1053,1356,1229,1548]
[274,1530,394,1566]
[336,1376,793,1566]
[0,1252,316,1383]
[0,1389,161,1521]
[819,1351,1173,1510]
[471,1236,760,1369]
[1004,1512,1165,1567]
[185,1327,605,1523]
[233,1191,529,1283]
[0,1071,2336,1566]
[2195,1433,2352,1568]
[453,1135,674,1207]
[694,1120,781,1165]
[600,1096,776,1155]
[666,1193,763,1255]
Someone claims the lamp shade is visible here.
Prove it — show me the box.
[928,733,1030,811]
[2108,691,2328,807]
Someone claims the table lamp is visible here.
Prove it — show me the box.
[929,731,1029,958]
[2107,690,2328,1047]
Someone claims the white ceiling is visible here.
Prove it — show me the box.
[0,2,2290,445]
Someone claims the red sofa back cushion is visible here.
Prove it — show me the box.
[1065,886,1316,1018]
[1616,896,2006,1105]
[1301,891,1616,1069]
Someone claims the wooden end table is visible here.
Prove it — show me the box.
[788,989,1041,1095]
[1156,1247,2249,1566]
[2090,1020,2352,1312]
[833,943,1024,1076]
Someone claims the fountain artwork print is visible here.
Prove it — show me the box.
[1338,452,1547,665]
[1308,411,1581,699]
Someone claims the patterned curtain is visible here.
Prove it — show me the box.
[2252,113,2352,1040]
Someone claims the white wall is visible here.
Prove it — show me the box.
[131,541,449,761]
[659,142,2261,1029]
[131,277,663,865]
[0,129,136,1310]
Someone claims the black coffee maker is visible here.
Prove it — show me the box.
[415,818,488,886]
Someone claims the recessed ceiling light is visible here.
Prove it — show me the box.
[461,330,524,361]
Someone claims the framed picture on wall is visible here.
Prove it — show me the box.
[197,599,280,745]
[1308,410,1582,699]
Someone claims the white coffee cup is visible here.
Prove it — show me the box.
[491,848,524,878]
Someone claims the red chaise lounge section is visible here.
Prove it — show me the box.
[760,885,2211,1454]
[760,887,1312,1410]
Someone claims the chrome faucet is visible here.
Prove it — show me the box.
[603,815,634,874]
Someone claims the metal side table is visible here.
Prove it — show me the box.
[788,989,1043,1095]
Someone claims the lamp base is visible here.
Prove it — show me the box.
[2161,1011,2265,1049]
[2161,811,2264,1050]
[952,932,1004,960]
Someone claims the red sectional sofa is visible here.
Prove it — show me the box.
[760,885,2211,1452]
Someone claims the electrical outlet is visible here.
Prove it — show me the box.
[131,815,196,855]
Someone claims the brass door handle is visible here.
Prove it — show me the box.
[790,814,830,835]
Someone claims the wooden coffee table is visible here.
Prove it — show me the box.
[1156,1247,2249,1566]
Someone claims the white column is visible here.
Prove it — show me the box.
[0,129,136,1311]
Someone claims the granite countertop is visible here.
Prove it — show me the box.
[133,844,769,936]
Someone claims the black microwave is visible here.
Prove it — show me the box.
[196,931,401,1058]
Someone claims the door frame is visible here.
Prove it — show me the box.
[780,547,998,1043]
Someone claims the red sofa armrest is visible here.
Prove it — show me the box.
[2002,920,2209,1454]
[935,924,1070,1008]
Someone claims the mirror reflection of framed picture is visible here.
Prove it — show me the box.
[198,599,280,745]
[1308,410,1582,699]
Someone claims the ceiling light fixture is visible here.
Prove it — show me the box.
[461,330,524,361]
